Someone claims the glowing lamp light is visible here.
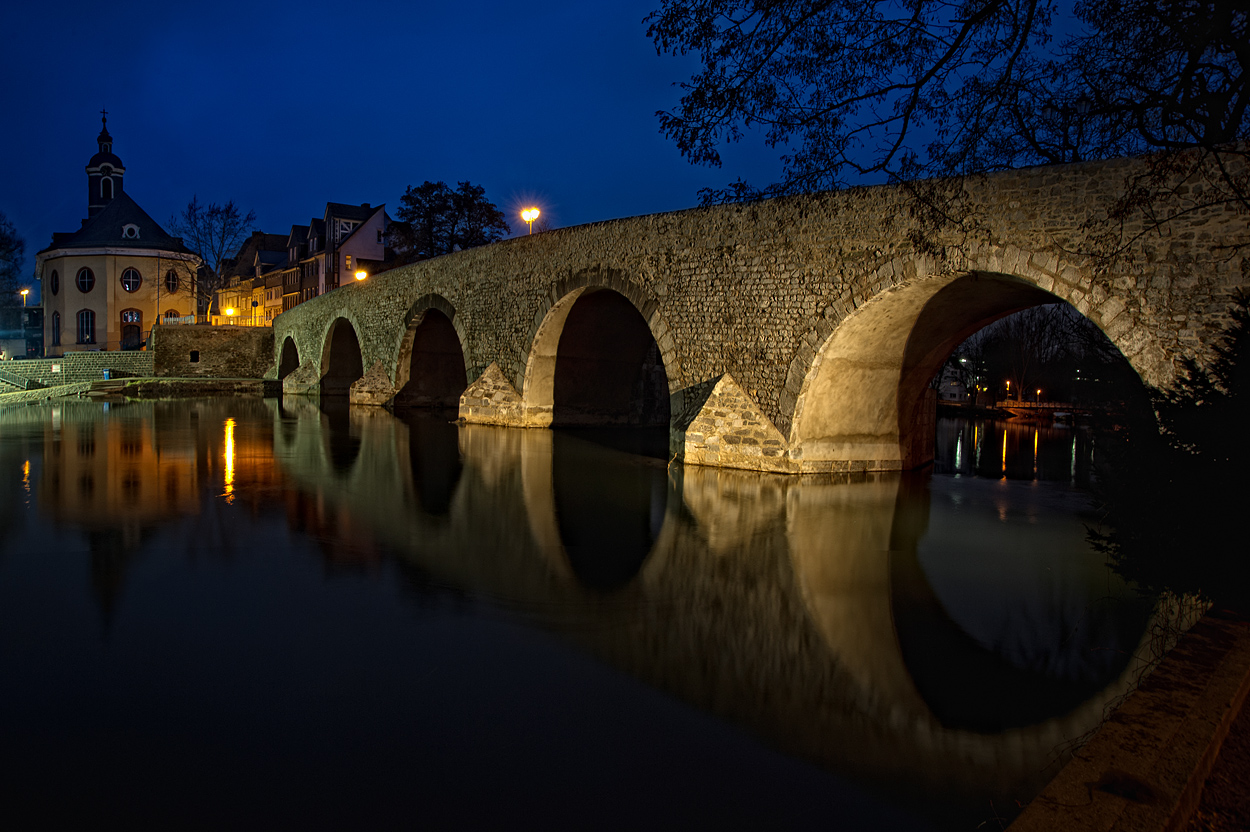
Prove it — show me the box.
[225,308,236,316]
[521,207,541,234]
[355,270,367,281]
[19,289,29,307]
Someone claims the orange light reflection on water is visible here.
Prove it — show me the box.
[224,418,235,503]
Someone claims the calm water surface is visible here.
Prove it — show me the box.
[0,403,1156,830]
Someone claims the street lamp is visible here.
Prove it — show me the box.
[19,289,29,307]
[355,270,367,281]
[521,207,540,234]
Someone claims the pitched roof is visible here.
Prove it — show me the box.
[325,202,376,223]
[39,191,194,256]
[337,205,389,248]
[227,231,288,279]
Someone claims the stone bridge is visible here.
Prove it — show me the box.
[273,155,1249,473]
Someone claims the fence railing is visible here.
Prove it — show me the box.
[0,365,40,390]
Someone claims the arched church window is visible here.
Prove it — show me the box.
[120,268,142,292]
[77,309,95,344]
[50,312,60,346]
[49,270,59,296]
[165,269,178,293]
[76,268,95,293]
[121,309,141,324]
[164,309,180,320]
[102,178,113,200]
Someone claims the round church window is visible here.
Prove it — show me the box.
[121,268,142,293]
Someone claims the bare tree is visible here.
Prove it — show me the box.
[0,211,25,305]
[167,197,256,313]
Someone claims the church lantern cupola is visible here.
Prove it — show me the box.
[86,110,125,218]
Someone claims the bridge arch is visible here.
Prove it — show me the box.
[277,336,299,380]
[789,254,1152,470]
[521,275,678,427]
[393,294,469,409]
[320,316,365,398]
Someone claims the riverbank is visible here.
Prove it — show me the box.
[0,376,278,406]
[1011,607,1250,831]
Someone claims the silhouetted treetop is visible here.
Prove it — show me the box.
[647,0,1248,204]
[390,181,510,264]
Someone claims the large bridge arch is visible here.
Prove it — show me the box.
[519,273,679,428]
[788,248,1160,471]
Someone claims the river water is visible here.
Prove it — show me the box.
[0,401,1158,830]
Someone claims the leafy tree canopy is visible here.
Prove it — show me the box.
[647,0,1249,205]
[391,181,510,264]
[167,197,257,312]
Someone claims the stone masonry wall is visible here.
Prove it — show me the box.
[272,154,1249,472]
[150,325,274,378]
[1,352,154,387]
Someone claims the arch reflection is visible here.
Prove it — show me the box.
[403,413,463,517]
[551,430,668,592]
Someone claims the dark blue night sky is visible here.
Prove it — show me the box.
[3,0,783,289]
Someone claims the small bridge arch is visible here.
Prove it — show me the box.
[521,277,676,428]
[393,294,469,410]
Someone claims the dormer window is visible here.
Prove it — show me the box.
[122,223,140,239]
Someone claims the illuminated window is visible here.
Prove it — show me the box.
[76,268,95,293]
[120,268,142,292]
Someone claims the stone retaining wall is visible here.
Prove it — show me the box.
[150,324,273,378]
[0,352,154,386]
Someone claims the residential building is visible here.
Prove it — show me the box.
[216,204,389,323]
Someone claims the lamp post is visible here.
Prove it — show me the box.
[19,289,28,307]
[521,207,540,235]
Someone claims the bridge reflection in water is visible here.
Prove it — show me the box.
[268,399,1157,824]
[0,399,1168,829]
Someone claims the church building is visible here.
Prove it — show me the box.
[37,115,200,355]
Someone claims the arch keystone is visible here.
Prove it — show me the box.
[672,373,794,474]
